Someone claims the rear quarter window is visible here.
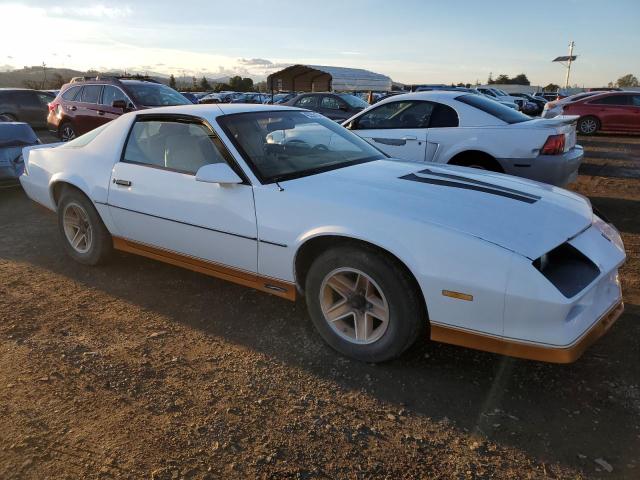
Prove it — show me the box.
[456,94,531,124]
[61,86,81,101]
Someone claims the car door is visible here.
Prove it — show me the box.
[12,90,47,127]
[346,100,431,162]
[587,94,633,130]
[107,115,258,275]
[319,95,350,121]
[75,85,104,135]
[99,85,133,124]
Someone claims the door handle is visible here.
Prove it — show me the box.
[113,179,132,187]
[70,106,77,111]
[401,135,417,141]
[97,110,105,116]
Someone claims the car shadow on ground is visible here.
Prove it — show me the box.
[1,186,639,474]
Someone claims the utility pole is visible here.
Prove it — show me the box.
[565,41,575,89]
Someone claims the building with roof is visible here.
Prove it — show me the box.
[267,64,392,93]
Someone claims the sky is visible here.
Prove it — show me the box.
[1,0,639,87]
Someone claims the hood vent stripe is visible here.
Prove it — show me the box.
[400,173,539,204]
[417,168,541,201]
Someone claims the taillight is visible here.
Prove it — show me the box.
[48,102,56,112]
[541,134,565,155]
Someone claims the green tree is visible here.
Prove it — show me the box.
[495,74,510,84]
[616,73,639,87]
[169,74,177,89]
[543,83,560,92]
[199,76,211,91]
[511,73,530,85]
[229,76,254,92]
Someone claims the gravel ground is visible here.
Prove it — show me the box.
[0,133,639,479]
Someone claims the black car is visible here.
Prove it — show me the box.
[284,93,369,121]
[510,93,547,115]
[0,89,54,128]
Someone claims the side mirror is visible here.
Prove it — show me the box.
[112,99,128,112]
[195,163,243,185]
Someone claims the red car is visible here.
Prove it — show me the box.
[47,76,190,141]
[561,91,640,135]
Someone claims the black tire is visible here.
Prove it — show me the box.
[57,187,112,265]
[58,122,76,142]
[305,246,426,362]
[577,116,600,135]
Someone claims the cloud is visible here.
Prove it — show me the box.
[239,58,273,66]
[340,51,361,55]
[49,5,133,19]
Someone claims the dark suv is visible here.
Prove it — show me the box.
[48,76,191,141]
[283,93,369,121]
[0,88,55,128]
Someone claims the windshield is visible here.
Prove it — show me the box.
[124,83,191,107]
[338,94,369,109]
[218,110,385,183]
[456,94,531,124]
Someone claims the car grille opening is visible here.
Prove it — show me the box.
[533,243,600,298]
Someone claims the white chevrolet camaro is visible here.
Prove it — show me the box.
[20,104,625,363]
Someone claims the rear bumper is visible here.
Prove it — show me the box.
[500,145,583,186]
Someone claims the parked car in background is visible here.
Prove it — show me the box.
[0,88,54,128]
[284,92,370,121]
[0,121,40,182]
[270,92,297,104]
[47,76,191,141]
[476,87,522,110]
[199,93,224,104]
[542,91,604,119]
[19,103,625,364]
[343,91,583,186]
[539,92,561,101]
[510,92,547,115]
[179,92,199,104]
[560,91,640,135]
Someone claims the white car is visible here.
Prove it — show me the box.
[20,104,625,363]
[343,91,584,186]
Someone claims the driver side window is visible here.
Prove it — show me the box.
[321,96,343,110]
[354,101,434,129]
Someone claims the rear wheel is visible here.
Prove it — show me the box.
[59,122,76,142]
[57,188,112,265]
[305,246,425,362]
[0,113,17,122]
[577,116,600,135]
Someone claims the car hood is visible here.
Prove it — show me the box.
[284,160,592,260]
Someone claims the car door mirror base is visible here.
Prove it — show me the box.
[195,163,243,184]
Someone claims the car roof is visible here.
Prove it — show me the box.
[131,103,300,119]
[376,91,465,103]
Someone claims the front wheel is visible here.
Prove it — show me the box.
[305,246,426,362]
[57,188,112,265]
[577,116,600,135]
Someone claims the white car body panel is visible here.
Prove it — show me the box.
[19,104,625,362]
[343,92,583,186]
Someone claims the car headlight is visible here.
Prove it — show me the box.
[593,214,624,252]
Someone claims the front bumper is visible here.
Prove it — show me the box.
[500,145,584,186]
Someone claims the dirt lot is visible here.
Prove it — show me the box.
[1,133,639,479]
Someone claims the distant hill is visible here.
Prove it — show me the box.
[0,66,222,89]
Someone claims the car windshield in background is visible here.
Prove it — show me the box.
[338,94,369,109]
[123,83,191,107]
[456,94,531,124]
[218,111,385,183]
